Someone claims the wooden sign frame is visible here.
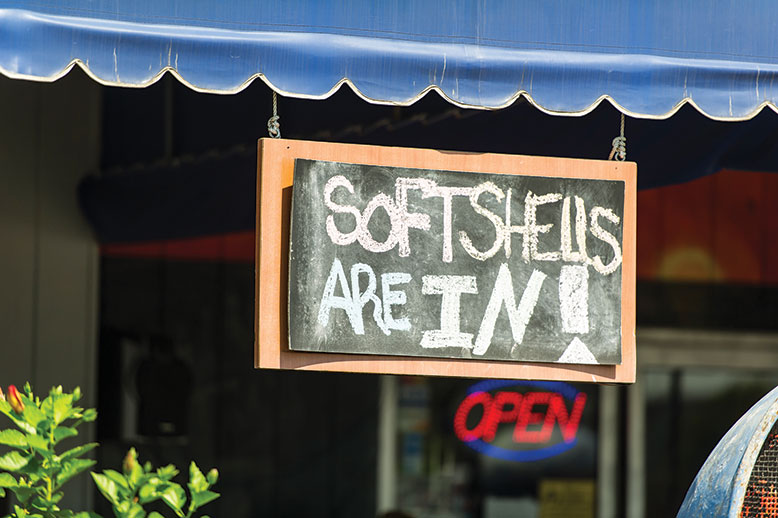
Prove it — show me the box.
[255,138,636,383]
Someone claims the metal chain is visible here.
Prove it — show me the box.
[267,91,281,138]
[608,112,626,161]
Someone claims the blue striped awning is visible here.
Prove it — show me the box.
[3,1,778,120]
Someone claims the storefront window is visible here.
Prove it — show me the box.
[644,368,778,518]
[393,377,599,518]
[97,257,381,517]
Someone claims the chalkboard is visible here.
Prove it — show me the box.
[288,158,625,365]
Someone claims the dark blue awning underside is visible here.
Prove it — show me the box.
[4,1,778,120]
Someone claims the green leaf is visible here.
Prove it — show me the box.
[148,513,165,518]
[191,490,220,510]
[91,473,119,506]
[53,395,73,424]
[188,462,208,493]
[0,451,30,471]
[0,472,18,488]
[160,484,186,517]
[66,407,84,420]
[0,429,27,448]
[138,481,162,504]
[72,387,82,402]
[14,420,36,435]
[126,503,144,518]
[116,500,131,515]
[0,401,36,434]
[73,513,102,518]
[81,409,97,422]
[58,443,98,462]
[56,458,95,488]
[24,434,48,452]
[40,395,55,419]
[21,400,45,428]
[101,469,129,492]
[42,392,74,426]
[205,469,218,486]
[156,465,178,481]
[11,485,38,503]
[53,426,78,444]
[28,496,48,513]
[128,462,142,488]
[18,455,42,476]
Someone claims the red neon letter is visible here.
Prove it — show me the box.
[513,392,554,443]
[481,391,522,442]
[454,392,492,441]
[548,392,587,442]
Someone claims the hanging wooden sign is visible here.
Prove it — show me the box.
[256,138,636,383]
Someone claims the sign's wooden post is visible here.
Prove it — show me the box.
[256,138,636,383]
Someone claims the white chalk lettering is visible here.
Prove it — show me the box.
[351,263,390,335]
[502,188,527,259]
[559,264,589,334]
[318,257,363,333]
[558,337,599,364]
[324,176,361,245]
[318,259,397,335]
[423,185,473,263]
[522,191,562,262]
[321,175,622,271]
[394,178,434,257]
[420,275,477,349]
[356,193,403,253]
[589,206,622,275]
[381,272,412,332]
[473,265,546,356]
[561,196,590,263]
[459,182,505,261]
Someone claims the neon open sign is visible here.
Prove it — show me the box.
[454,380,587,462]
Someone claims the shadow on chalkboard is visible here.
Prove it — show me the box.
[279,185,292,349]
[278,350,619,381]
[436,149,485,157]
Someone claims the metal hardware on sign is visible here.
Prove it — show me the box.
[268,91,281,138]
[609,112,626,161]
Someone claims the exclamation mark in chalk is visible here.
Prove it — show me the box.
[559,265,589,334]
[558,265,598,364]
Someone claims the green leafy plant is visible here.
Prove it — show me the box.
[91,448,219,518]
[0,384,220,518]
[0,383,98,518]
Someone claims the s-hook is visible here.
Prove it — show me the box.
[609,112,626,161]
[268,91,281,138]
